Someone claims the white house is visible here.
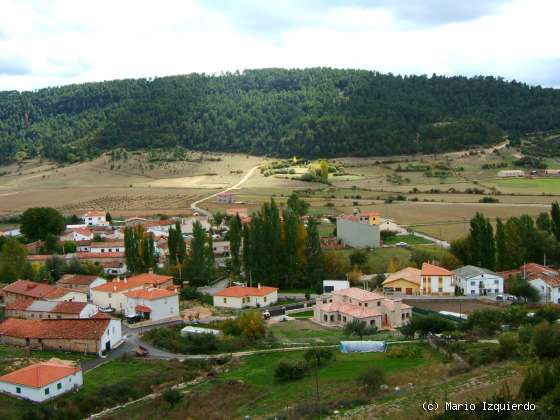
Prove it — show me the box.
[57,274,107,300]
[124,288,179,322]
[500,264,560,304]
[89,241,125,254]
[212,241,230,256]
[421,262,455,296]
[213,284,278,309]
[82,210,108,226]
[60,228,93,242]
[453,266,504,296]
[0,228,21,237]
[323,280,350,293]
[0,360,83,403]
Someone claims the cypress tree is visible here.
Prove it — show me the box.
[305,218,324,293]
[551,201,560,241]
[229,215,242,277]
[495,218,506,271]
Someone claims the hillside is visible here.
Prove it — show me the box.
[2,68,560,164]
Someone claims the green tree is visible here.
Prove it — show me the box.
[20,207,65,241]
[185,221,210,287]
[536,212,552,233]
[305,218,325,293]
[343,319,368,340]
[44,256,67,283]
[228,215,242,277]
[551,201,560,241]
[287,193,309,216]
[495,218,506,271]
[349,250,367,270]
[161,388,182,408]
[0,237,31,283]
[357,367,386,396]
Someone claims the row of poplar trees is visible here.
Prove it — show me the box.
[124,225,156,273]
[451,202,560,271]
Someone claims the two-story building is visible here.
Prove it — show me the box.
[57,275,106,300]
[124,288,179,322]
[82,210,108,227]
[420,263,454,296]
[336,211,381,248]
[383,267,421,295]
[313,287,412,330]
[453,265,504,296]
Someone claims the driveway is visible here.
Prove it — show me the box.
[198,278,229,296]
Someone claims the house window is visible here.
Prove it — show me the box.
[108,293,112,298]
[164,298,167,304]
[370,320,375,326]
[494,280,499,284]
[438,277,443,284]
[45,388,50,395]
[402,314,405,320]
[470,290,475,295]
[495,289,499,293]
[324,315,328,322]
[264,296,267,302]
[57,383,62,390]
[337,314,341,321]
[377,301,381,306]
[438,287,443,292]
[358,302,362,307]
[364,303,368,307]
[16,387,21,394]
[395,288,402,292]
[343,316,347,322]
[223,298,227,303]
[470,281,475,286]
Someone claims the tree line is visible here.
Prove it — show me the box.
[450,202,560,271]
[4,68,560,165]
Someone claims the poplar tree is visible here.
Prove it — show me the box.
[551,201,560,241]
[495,218,506,271]
[229,215,242,277]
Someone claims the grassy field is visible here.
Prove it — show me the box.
[488,177,560,194]
[383,234,433,245]
[289,310,314,319]
[105,346,441,419]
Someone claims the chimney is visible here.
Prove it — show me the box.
[123,278,127,283]
[148,268,153,274]
[113,285,117,292]
[257,283,261,289]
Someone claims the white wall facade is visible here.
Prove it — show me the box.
[79,304,99,318]
[91,286,143,312]
[124,294,179,322]
[89,246,125,253]
[213,291,277,309]
[0,371,83,403]
[529,279,560,304]
[97,319,123,355]
[83,215,107,226]
[456,274,503,296]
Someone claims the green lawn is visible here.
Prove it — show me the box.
[331,247,412,273]
[383,234,433,245]
[269,319,343,345]
[200,346,435,417]
[490,177,560,194]
[290,310,314,319]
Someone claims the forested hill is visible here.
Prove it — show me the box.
[2,68,560,164]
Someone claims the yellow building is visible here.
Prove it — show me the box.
[357,211,380,225]
[383,267,421,295]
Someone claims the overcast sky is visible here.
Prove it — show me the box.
[1,0,560,91]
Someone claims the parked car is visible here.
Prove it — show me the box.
[395,242,409,248]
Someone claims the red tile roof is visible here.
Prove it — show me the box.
[84,210,106,217]
[75,252,125,259]
[52,301,88,314]
[215,285,278,297]
[2,280,56,299]
[92,273,171,293]
[5,299,34,311]
[135,304,151,313]
[320,302,382,318]
[127,273,173,286]
[70,227,93,237]
[44,287,77,299]
[126,288,177,300]
[0,318,110,340]
[421,262,453,276]
[0,361,80,388]
[57,274,102,286]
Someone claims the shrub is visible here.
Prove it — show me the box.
[401,314,455,337]
[238,310,266,340]
[463,309,503,336]
[162,388,183,408]
[531,322,560,359]
[304,347,335,367]
[386,345,422,359]
[497,333,520,359]
[274,360,308,382]
[357,367,386,396]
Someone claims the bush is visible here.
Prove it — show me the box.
[463,309,503,336]
[162,388,183,408]
[304,347,335,367]
[401,314,455,337]
[531,322,560,359]
[274,360,308,382]
[386,345,422,359]
[237,310,266,340]
[357,367,386,396]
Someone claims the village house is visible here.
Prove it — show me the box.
[88,241,125,254]
[213,284,278,309]
[420,263,455,296]
[497,169,526,178]
[212,241,230,256]
[60,227,93,242]
[0,317,122,355]
[145,220,175,236]
[323,280,350,293]
[102,261,127,277]
[544,169,560,177]
[2,280,87,305]
[124,288,179,322]
[500,263,560,304]
[383,267,421,295]
[0,359,83,403]
[226,208,249,218]
[453,265,504,296]
[82,210,108,226]
[91,273,174,312]
[336,211,381,248]
[181,216,211,235]
[5,300,98,320]
[313,287,412,330]
[0,227,21,237]
[56,274,106,299]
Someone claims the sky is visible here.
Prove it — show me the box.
[1,0,560,91]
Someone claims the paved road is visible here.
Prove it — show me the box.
[198,278,230,296]
[190,164,261,217]
[408,231,450,249]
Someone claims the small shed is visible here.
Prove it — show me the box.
[339,341,386,353]
[323,280,350,293]
[180,326,222,337]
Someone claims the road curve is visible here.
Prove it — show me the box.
[190,164,261,218]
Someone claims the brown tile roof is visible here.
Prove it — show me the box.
[92,273,172,293]
[52,301,88,314]
[5,299,34,311]
[384,267,421,286]
[84,210,106,217]
[127,273,173,286]
[70,227,93,237]
[135,304,151,313]
[2,280,56,299]
[125,288,177,300]
[44,287,77,299]
[421,262,452,276]
[75,252,125,259]
[215,285,278,297]
[0,361,80,388]
[0,318,110,340]
[57,274,102,286]
[89,241,124,248]
[320,302,382,318]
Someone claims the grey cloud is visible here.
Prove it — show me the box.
[0,56,31,76]
[199,0,511,36]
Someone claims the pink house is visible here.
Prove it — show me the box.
[313,287,412,330]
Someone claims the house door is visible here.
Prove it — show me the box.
[105,341,111,353]
[406,288,413,295]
